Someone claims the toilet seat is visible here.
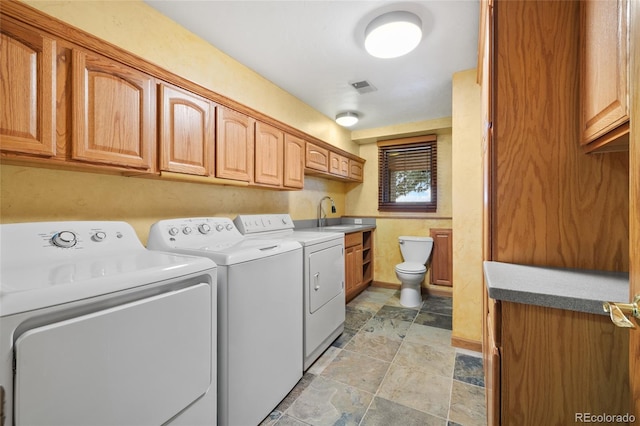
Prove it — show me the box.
[395,262,427,274]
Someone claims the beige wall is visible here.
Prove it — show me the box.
[451,69,483,345]
[346,119,454,290]
[1,0,350,241]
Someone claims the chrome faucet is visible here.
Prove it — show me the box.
[318,196,336,228]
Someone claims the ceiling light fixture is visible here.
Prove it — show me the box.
[364,11,422,59]
[335,112,359,127]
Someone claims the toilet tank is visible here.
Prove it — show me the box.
[399,236,434,264]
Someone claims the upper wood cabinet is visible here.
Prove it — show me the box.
[159,83,216,176]
[580,0,629,152]
[305,141,329,173]
[0,19,56,157]
[216,106,254,182]
[348,159,364,182]
[283,134,305,189]
[329,152,349,178]
[72,49,156,170]
[254,121,284,187]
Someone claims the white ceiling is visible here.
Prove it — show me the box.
[144,1,479,131]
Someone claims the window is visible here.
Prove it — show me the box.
[378,135,437,213]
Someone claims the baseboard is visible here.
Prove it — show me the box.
[371,281,399,290]
[451,335,482,353]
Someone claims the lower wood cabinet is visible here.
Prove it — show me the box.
[345,229,374,302]
[430,228,453,286]
[484,300,630,425]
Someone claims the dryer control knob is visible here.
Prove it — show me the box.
[215,224,224,232]
[182,226,192,235]
[52,231,77,248]
[198,224,211,234]
[225,224,234,231]
[168,227,179,236]
[92,231,107,242]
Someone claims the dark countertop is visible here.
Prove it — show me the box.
[483,261,629,315]
[303,224,376,234]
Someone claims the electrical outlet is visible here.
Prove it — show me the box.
[354,218,363,224]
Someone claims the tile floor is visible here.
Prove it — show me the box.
[261,287,487,426]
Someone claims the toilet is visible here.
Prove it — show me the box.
[395,236,434,307]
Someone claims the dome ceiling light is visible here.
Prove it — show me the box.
[335,112,359,127]
[364,11,423,59]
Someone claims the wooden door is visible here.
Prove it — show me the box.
[216,106,254,182]
[0,19,56,157]
[348,159,364,182]
[159,83,215,176]
[254,121,283,187]
[72,49,155,170]
[283,134,304,189]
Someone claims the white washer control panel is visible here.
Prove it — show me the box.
[147,217,242,248]
[234,214,294,235]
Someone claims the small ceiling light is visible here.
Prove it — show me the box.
[335,112,359,127]
[364,11,422,59]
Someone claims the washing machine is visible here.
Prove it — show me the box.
[147,217,303,426]
[0,221,217,426]
[234,214,345,371]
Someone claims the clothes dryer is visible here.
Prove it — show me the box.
[0,221,217,426]
[234,214,345,370]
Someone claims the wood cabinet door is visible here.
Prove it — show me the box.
[72,50,155,170]
[345,245,356,300]
[254,121,283,187]
[430,228,453,286]
[216,106,254,182]
[349,159,364,182]
[159,83,215,176]
[283,134,304,189]
[0,20,56,157]
[580,0,629,144]
[305,142,329,172]
[329,152,349,177]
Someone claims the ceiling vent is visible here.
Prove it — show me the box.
[350,80,377,94]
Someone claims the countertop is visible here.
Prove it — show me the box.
[483,261,629,315]
[303,224,376,234]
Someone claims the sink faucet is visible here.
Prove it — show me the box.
[318,196,336,228]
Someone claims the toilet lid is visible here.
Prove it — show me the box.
[395,262,427,274]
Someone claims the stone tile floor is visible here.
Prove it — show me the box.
[261,287,487,426]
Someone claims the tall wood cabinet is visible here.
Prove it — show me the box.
[71,50,156,171]
[0,19,56,157]
[481,0,631,424]
[159,83,216,176]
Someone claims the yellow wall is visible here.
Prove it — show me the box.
[451,69,483,345]
[1,0,350,242]
[346,119,454,290]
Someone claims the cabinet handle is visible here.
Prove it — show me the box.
[602,295,640,328]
